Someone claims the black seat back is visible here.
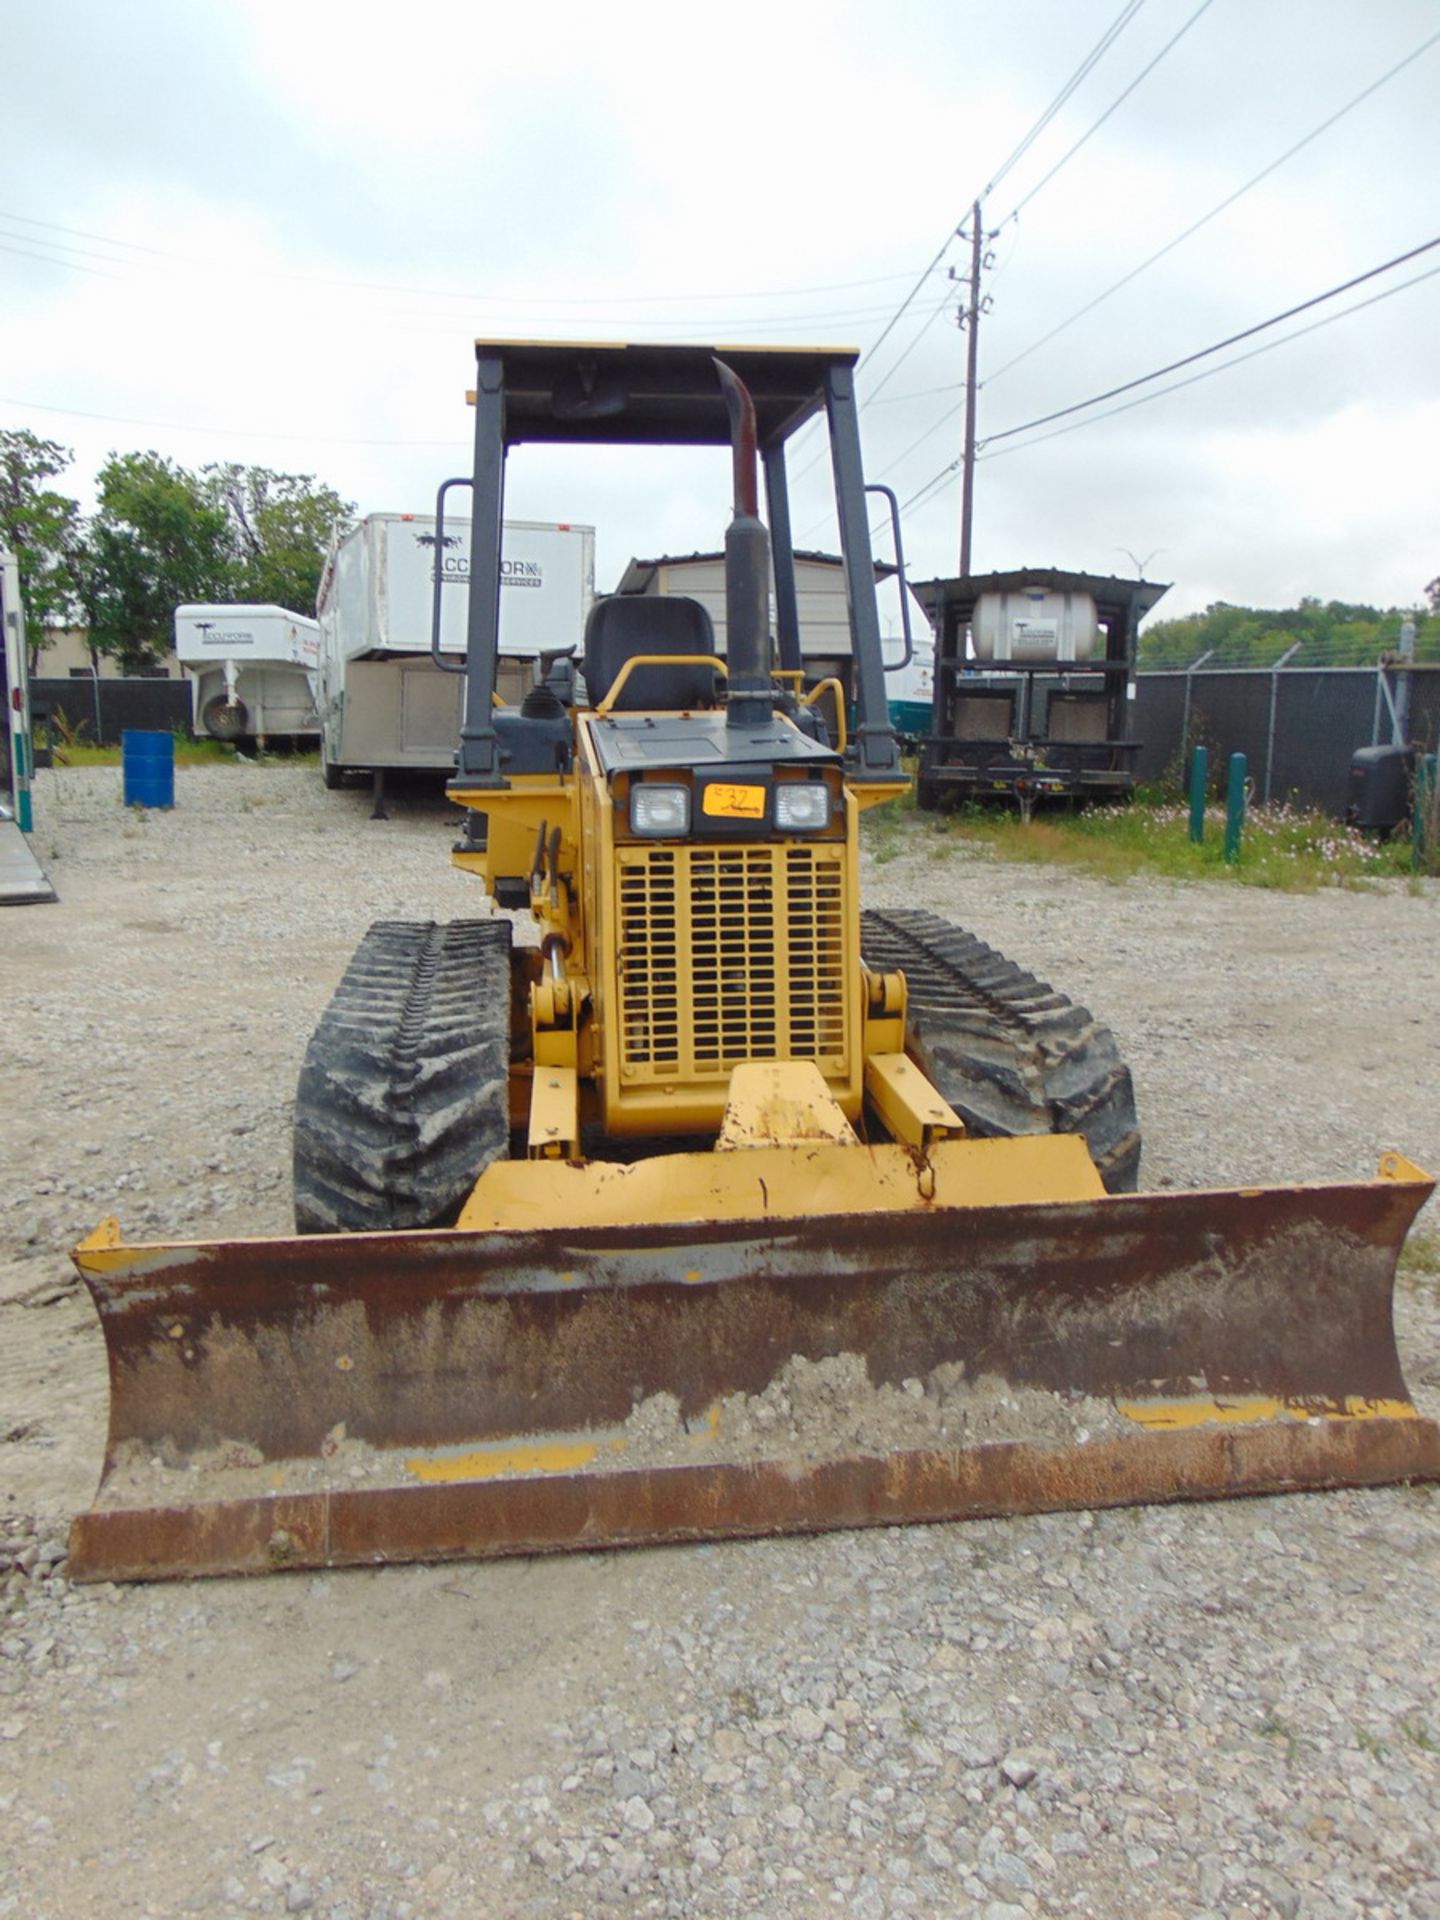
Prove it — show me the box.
[583,595,717,711]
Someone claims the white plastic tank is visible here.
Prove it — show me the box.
[973,586,1098,663]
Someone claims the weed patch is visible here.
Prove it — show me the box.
[43,739,320,771]
[1398,1232,1440,1297]
[883,798,1424,891]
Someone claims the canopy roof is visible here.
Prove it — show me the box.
[470,340,858,449]
[913,567,1170,622]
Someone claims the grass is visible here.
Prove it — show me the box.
[1398,1231,1440,1299]
[1258,1711,1303,1764]
[860,786,1426,891]
[1354,1719,1437,1757]
[41,735,320,771]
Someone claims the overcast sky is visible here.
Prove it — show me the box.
[4,0,1437,624]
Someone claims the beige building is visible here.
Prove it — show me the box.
[34,627,180,680]
[612,550,914,697]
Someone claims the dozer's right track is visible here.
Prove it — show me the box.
[861,908,1141,1192]
[293,918,512,1233]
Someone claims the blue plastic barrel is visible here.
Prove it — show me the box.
[122,730,175,809]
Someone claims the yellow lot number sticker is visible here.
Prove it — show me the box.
[702,783,766,819]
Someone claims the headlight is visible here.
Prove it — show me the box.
[630,783,690,836]
[774,783,829,831]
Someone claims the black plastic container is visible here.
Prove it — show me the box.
[1347,743,1413,833]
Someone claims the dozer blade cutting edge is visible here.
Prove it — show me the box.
[68,1139,1439,1583]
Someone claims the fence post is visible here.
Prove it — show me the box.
[1225,752,1247,862]
[1264,643,1300,805]
[1188,745,1208,843]
[1180,648,1214,769]
[1265,672,1277,805]
[1414,754,1436,871]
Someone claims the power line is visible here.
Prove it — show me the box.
[789,14,1155,510]
[0,236,131,282]
[784,286,959,494]
[858,14,1425,519]
[831,0,1153,410]
[980,234,1440,448]
[0,228,921,334]
[854,287,956,405]
[981,0,1150,200]
[899,462,964,517]
[873,393,968,482]
[0,393,465,447]
[1001,0,1217,222]
[0,207,925,308]
[984,23,1440,386]
[885,258,1440,511]
[825,4,1157,550]
[851,241,958,382]
[978,257,1440,462]
[865,379,965,409]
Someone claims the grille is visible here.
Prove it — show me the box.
[617,844,849,1081]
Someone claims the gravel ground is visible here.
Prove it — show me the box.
[2,762,1438,1920]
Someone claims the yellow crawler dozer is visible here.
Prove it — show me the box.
[70,342,1437,1581]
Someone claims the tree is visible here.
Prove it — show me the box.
[1139,597,1434,670]
[0,429,84,661]
[80,453,236,672]
[203,464,352,614]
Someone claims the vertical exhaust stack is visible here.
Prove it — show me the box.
[713,358,773,729]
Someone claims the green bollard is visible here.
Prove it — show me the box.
[1188,745,1208,844]
[1224,752,1247,862]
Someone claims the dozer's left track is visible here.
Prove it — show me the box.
[860,908,1140,1193]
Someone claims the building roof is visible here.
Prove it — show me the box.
[614,550,897,595]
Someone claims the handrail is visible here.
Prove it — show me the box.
[802,676,849,756]
[593,653,728,718]
[430,477,472,676]
[865,481,914,674]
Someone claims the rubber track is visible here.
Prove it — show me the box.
[293,919,512,1233]
[860,908,1141,1193]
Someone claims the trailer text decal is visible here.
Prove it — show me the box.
[428,554,546,588]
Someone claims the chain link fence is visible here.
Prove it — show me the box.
[32,676,191,750]
[1133,666,1439,815]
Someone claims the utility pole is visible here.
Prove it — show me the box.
[954,201,992,577]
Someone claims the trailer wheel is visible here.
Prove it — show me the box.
[294,919,512,1232]
[202,695,249,741]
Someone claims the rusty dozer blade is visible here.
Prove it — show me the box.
[68,1141,1439,1583]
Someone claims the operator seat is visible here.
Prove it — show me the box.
[583,595,717,711]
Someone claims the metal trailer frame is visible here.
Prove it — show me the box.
[913,568,1168,814]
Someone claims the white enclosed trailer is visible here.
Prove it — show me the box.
[316,514,595,785]
[173,604,321,743]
